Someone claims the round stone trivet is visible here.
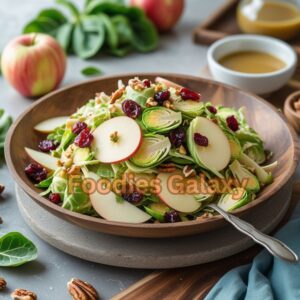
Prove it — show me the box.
[16,185,290,269]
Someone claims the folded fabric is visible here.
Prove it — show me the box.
[205,204,300,300]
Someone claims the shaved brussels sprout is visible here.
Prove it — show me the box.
[229,160,260,192]
[123,85,155,107]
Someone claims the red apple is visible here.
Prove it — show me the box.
[130,0,184,32]
[1,33,66,97]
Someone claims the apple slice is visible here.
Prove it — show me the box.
[187,117,231,174]
[25,147,58,171]
[155,77,183,89]
[93,116,142,164]
[34,116,68,133]
[85,171,151,223]
[157,173,201,213]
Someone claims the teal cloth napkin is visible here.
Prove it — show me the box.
[205,204,300,300]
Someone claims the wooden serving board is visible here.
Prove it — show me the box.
[112,182,300,300]
[193,0,300,64]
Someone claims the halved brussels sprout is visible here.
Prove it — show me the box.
[238,153,273,185]
[242,142,266,164]
[173,100,204,118]
[229,160,260,192]
[142,107,182,133]
[123,85,155,107]
[130,134,171,168]
[218,188,252,212]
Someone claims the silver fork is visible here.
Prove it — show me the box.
[207,203,299,263]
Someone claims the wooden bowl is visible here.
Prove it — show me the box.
[284,91,300,133]
[5,73,299,238]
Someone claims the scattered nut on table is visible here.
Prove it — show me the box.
[11,288,37,300]
[67,278,99,300]
[293,98,300,111]
[0,277,6,290]
[0,184,5,195]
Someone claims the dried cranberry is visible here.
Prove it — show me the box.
[38,140,57,152]
[226,115,239,132]
[143,79,151,88]
[154,90,170,105]
[168,127,186,147]
[74,128,94,148]
[122,192,143,204]
[49,193,61,204]
[180,88,200,101]
[164,210,181,223]
[25,163,47,183]
[194,133,209,147]
[207,105,217,114]
[121,99,142,119]
[72,121,87,135]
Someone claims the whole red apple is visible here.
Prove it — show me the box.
[1,33,66,97]
[130,0,184,32]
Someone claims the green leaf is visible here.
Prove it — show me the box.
[0,110,12,158]
[111,15,133,46]
[131,17,158,52]
[0,232,38,267]
[72,16,105,59]
[81,66,103,76]
[56,0,80,19]
[99,13,118,49]
[56,22,74,50]
[38,8,68,25]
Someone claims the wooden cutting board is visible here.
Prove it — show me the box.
[193,0,300,63]
[112,182,300,300]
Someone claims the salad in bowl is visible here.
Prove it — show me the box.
[24,77,277,224]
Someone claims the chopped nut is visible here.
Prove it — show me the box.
[154,84,163,92]
[67,278,99,300]
[95,92,110,105]
[175,88,181,96]
[178,145,187,155]
[197,212,214,221]
[110,87,125,104]
[163,100,174,109]
[146,97,158,107]
[0,277,6,290]
[66,118,78,130]
[11,288,37,300]
[183,165,196,178]
[109,105,117,113]
[0,184,5,195]
[68,165,81,175]
[157,163,177,173]
[294,99,300,110]
[59,169,68,178]
[64,158,73,168]
[57,160,64,167]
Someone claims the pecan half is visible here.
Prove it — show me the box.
[0,184,4,196]
[0,277,6,290]
[157,163,177,173]
[11,289,37,300]
[146,97,158,107]
[110,87,125,104]
[67,278,99,300]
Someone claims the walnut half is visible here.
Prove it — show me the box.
[67,278,99,300]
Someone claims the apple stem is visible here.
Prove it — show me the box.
[31,33,38,46]
[110,131,119,143]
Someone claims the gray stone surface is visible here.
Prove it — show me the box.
[0,0,299,299]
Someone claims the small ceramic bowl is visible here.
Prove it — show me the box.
[207,35,297,94]
[284,91,300,133]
